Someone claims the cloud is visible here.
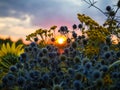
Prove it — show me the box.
[0,0,84,25]
[0,14,36,40]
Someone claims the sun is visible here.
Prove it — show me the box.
[56,36,66,45]
[58,38,64,44]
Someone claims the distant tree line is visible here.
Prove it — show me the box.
[0,37,25,47]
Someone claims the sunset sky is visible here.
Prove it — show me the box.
[0,0,117,42]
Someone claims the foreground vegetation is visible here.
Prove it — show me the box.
[0,0,120,90]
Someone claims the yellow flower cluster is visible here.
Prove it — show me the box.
[78,13,110,44]
[26,26,57,41]
[26,32,37,41]
[104,20,118,35]
[86,27,110,43]
[77,13,99,27]
[77,13,112,57]
[104,19,117,27]
[84,45,99,57]
[103,74,113,85]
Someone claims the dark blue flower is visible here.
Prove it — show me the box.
[59,26,68,34]
[29,70,40,80]
[102,45,109,51]
[112,72,118,78]
[64,48,69,54]
[73,80,82,89]
[38,52,43,57]
[7,74,15,81]
[34,37,38,42]
[106,6,111,11]
[24,63,29,69]
[71,42,78,48]
[104,52,111,59]
[68,68,75,75]
[101,65,108,72]
[69,47,74,51]
[46,45,52,51]
[64,26,68,31]
[37,58,41,64]
[49,71,56,78]
[59,55,66,61]
[67,38,71,43]
[48,52,55,58]
[58,71,64,77]
[15,63,23,69]
[4,74,16,86]
[78,24,82,28]
[51,37,55,42]
[10,66,17,72]
[20,53,27,60]
[85,62,92,69]
[17,76,26,86]
[42,57,49,64]
[101,60,105,65]
[24,47,29,52]
[60,26,65,32]
[33,47,38,52]
[2,76,8,85]
[92,70,101,80]
[28,46,32,51]
[73,56,80,64]
[72,32,77,38]
[95,63,102,69]
[72,24,77,29]
[42,74,49,81]
[30,42,37,47]
[116,51,120,58]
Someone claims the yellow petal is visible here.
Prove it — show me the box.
[18,49,24,56]
[6,43,11,53]
[0,51,5,57]
[11,42,16,54]
[1,43,7,51]
[1,44,7,55]
[15,44,23,55]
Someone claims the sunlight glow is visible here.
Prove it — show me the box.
[58,38,64,44]
[56,36,66,45]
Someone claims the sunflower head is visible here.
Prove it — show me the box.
[0,42,24,81]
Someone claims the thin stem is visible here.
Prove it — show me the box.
[83,0,107,16]
[92,5,107,16]
[112,7,120,20]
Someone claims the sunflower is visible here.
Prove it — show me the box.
[0,42,24,81]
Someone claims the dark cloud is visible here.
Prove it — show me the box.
[0,0,117,27]
[0,0,77,26]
